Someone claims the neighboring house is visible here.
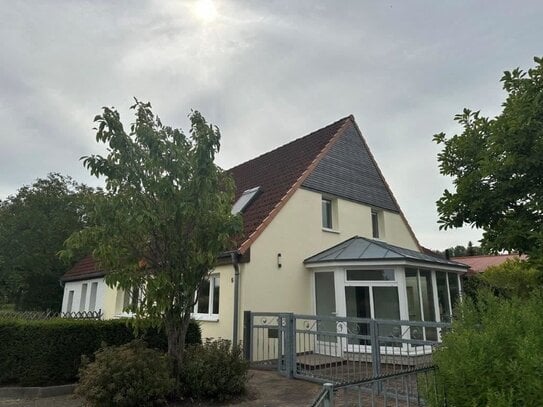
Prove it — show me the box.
[61,115,468,341]
[452,254,527,275]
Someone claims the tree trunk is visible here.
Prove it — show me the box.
[166,310,193,396]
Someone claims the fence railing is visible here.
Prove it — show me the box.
[244,311,450,405]
[311,366,445,407]
[244,311,450,385]
[0,309,103,320]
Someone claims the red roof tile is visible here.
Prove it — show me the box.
[61,255,106,282]
[452,254,527,274]
[229,116,351,252]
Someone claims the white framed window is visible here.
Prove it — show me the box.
[115,287,139,317]
[79,283,88,311]
[193,275,220,321]
[66,290,74,313]
[322,196,339,232]
[89,282,98,312]
[371,210,380,238]
[322,198,333,229]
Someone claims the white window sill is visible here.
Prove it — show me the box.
[322,227,340,234]
[192,313,219,322]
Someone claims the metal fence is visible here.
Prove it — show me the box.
[311,366,445,407]
[0,309,103,320]
[243,311,450,405]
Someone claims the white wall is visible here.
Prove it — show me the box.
[61,277,107,314]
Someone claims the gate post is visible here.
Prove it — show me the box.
[243,310,252,361]
[284,313,295,378]
[370,319,382,392]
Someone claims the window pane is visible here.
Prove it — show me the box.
[448,273,460,311]
[67,291,74,313]
[322,198,332,228]
[212,277,220,315]
[89,282,98,312]
[345,286,371,345]
[405,269,422,322]
[198,280,210,314]
[373,287,401,345]
[371,211,379,238]
[436,272,451,322]
[79,284,88,311]
[347,269,395,281]
[123,289,130,310]
[315,272,336,342]
[420,270,437,340]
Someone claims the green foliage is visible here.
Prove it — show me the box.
[0,173,94,310]
[181,339,249,401]
[431,290,543,406]
[481,259,541,297]
[62,101,241,376]
[76,340,174,407]
[0,317,200,386]
[434,56,543,258]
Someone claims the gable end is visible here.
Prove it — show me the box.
[302,122,400,212]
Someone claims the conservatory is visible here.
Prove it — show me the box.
[304,236,467,351]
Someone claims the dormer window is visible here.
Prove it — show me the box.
[232,186,261,215]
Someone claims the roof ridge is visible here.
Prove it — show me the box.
[228,115,353,172]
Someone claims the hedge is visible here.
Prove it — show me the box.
[0,318,201,386]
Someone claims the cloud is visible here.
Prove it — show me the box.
[1,0,542,248]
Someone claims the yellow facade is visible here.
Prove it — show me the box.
[198,187,419,340]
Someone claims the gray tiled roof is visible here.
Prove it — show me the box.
[304,236,467,269]
[302,125,400,212]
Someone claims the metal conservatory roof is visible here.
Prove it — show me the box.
[304,236,468,269]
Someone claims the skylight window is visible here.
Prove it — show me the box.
[231,186,261,214]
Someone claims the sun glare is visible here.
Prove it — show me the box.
[193,0,218,23]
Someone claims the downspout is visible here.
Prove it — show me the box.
[231,251,241,344]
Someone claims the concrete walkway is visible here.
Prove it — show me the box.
[0,370,323,407]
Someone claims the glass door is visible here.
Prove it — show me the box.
[344,285,401,352]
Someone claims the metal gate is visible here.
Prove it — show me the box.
[244,311,450,388]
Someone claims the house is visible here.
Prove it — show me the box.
[452,254,527,275]
[61,115,468,341]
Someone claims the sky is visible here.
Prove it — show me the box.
[1,0,542,250]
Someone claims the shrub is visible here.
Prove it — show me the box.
[431,290,543,406]
[181,339,249,401]
[0,317,201,386]
[481,259,541,298]
[76,340,174,407]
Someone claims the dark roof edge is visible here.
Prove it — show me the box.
[300,186,401,213]
[304,256,468,269]
[60,271,107,283]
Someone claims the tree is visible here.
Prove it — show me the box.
[0,174,92,310]
[62,101,241,386]
[434,57,543,258]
